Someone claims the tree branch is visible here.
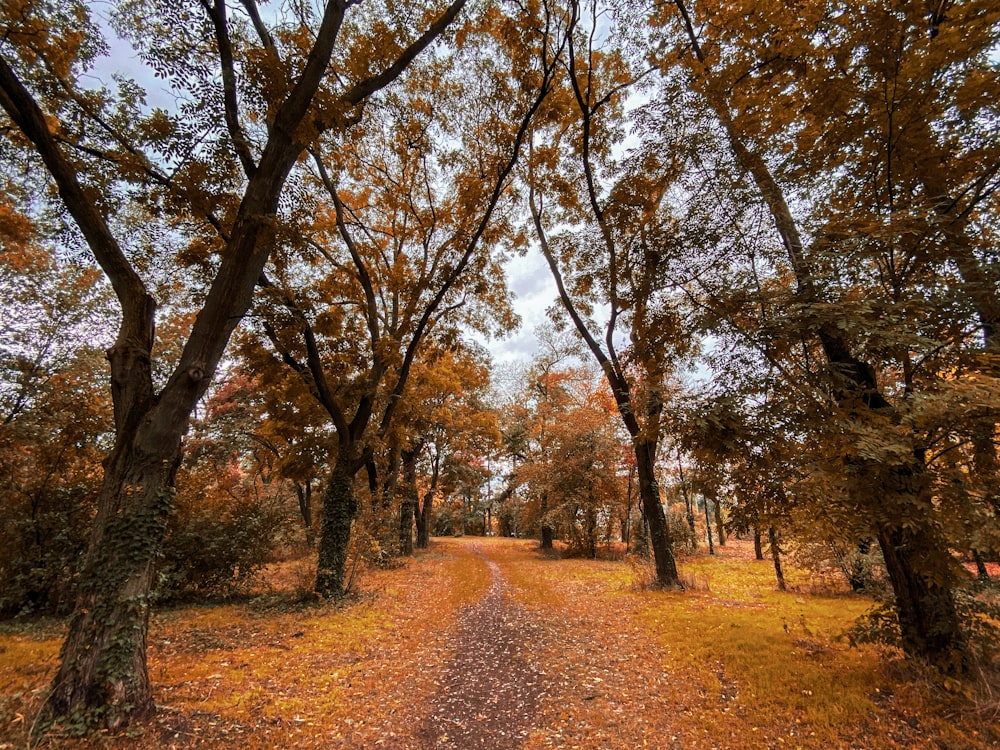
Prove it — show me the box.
[203,0,258,177]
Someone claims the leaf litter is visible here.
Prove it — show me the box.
[1,537,996,749]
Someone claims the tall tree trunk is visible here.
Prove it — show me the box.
[623,466,633,550]
[676,454,697,548]
[398,499,415,556]
[296,480,315,547]
[398,448,418,556]
[864,453,969,670]
[768,526,786,592]
[416,488,433,548]
[703,496,714,556]
[585,501,598,558]
[316,463,358,598]
[635,440,681,587]
[876,525,967,671]
[753,527,764,560]
[540,524,554,549]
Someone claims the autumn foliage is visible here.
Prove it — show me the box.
[0,0,998,738]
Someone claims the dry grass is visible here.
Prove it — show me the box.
[0,537,995,749]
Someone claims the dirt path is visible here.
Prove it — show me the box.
[418,544,546,749]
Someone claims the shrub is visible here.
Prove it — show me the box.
[0,500,93,616]
[155,492,291,602]
[666,506,698,553]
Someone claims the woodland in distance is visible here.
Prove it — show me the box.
[0,0,998,739]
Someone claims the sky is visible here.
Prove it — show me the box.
[486,248,556,366]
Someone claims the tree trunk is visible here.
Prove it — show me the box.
[676,456,697,548]
[753,528,764,560]
[876,526,967,671]
[585,502,598,559]
[623,467,633,549]
[704,497,715,556]
[398,449,418,556]
[398,500,415,556]
[42,427,182,729]
[635,441,681,587]
[540,523,554,549]
[539,491,553,549]
[315,463,358,598]
[713,499,726,546]
[972,549,990,582]
[416,489,433,548]
[769,526,786,591]
[296,480,315,547]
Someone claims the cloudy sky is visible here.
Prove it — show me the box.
[484,248,557,366]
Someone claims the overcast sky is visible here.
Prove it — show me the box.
[484,248,556,366]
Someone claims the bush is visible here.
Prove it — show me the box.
[155,494,290,602]
[849,580,1000,671]
[794,539,891,597]
[0,503,92,616]
[666,506,698,553]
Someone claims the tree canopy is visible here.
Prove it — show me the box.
[0,0,997,731]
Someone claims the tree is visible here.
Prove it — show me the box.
[514,367,627,556]
[0,229,114,616]
[649,0,1000,669]
[0,333,112,614]
[238,0,565,598]
[496,326,582,548]
[527,0,696,586]
[157,371,299,600]
[1,0,469,727]
[392,341,499,552]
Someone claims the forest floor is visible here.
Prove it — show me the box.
[1,537,998,749]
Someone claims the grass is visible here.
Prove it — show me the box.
[0,537,996,749]
[637,554,882,746]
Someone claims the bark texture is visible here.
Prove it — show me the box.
[635,441,681,587]
[316,465,359,598]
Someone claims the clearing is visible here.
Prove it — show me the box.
[0,537,996,748]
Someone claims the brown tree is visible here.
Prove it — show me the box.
[241,4,565,597]
[0,0,468,727]
[527,1,693,586]
[649,0,1000,669]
